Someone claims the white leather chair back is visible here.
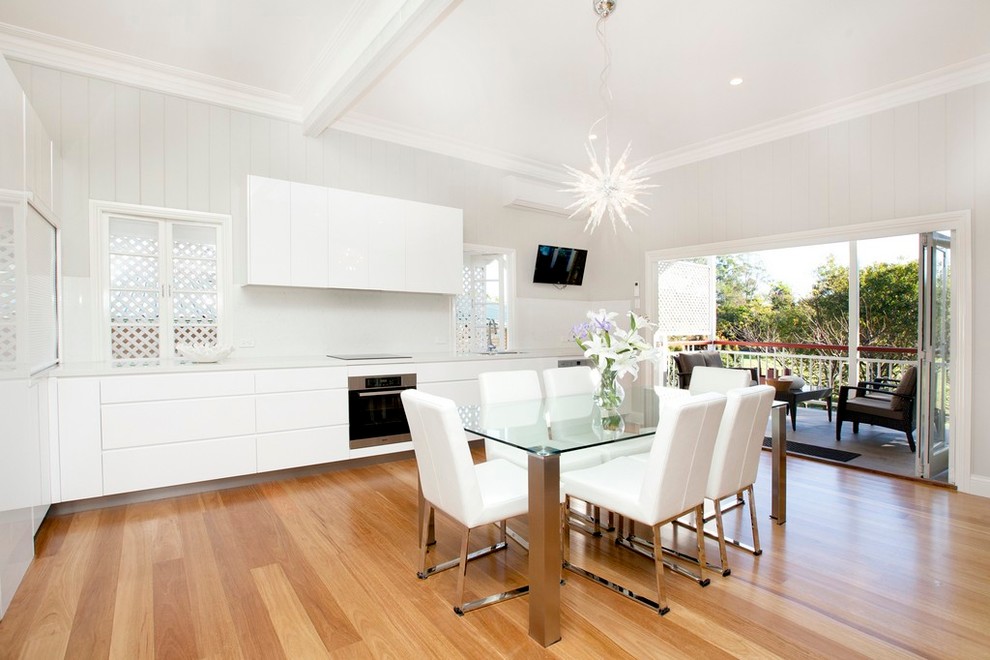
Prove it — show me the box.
[639,393,726,523]
[401,389,484,527]
[542,366,595,398]
[478,370,542,403]
[689,366,751,395]
[707,385,775,500]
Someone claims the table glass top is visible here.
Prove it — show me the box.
[459,394,657,456]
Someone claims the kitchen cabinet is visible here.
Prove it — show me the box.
[248,175,463,294]
[247,175,291,285]
[54,365,350,500]
[289,182,329,287]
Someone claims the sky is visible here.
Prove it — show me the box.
[746,234,918,298]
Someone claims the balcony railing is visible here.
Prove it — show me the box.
[665,340,917,396]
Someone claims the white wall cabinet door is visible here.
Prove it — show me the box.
[405,203,463,294]
[367,195,406,291]
[24,106,54,215]
[328,188,370,289]
[290,182,329,287]
[247,175,291,285]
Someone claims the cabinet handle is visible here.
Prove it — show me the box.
[357,389,407,397]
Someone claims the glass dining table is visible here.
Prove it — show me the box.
[443,394,789,648]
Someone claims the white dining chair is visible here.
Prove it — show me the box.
[401,389,531,615]
[688,365,752,395]
[542,366,595,397]
[478,370,543,467]
[641,385,775,577]
[560,392,727,615]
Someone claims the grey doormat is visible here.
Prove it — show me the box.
[762,437,860,463]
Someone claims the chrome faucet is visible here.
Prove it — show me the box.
[486,318,498,353]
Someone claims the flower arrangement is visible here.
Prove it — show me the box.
[572,309,658,413]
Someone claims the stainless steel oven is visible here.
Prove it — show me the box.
[347,373,417,449]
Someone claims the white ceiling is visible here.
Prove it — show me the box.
[1,0,989,179]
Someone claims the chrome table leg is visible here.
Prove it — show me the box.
[528,451,561,647]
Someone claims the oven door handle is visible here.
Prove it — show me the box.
[356,389,409,397]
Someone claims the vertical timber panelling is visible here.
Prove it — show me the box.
[288,128,306,184]
[305,135,323,186]
[918,96,947,214]
[209,106,230,215]
[322,130,340,189]
[827,123,850,227]
[228,111,250,285]
[59,72,88,276]
[187,102,210,212]
[723,151,743,241]
[249,115,270,179]
[946,88,975,213]
[848,116,872,224]
[807,127,829,229]
[974,83,990,474]
[696,159,714,246]
[139,91,165,207]
[788,132,810,230]
[163,96,188,210]
[269,120,289,182]
[770,139,790,237]
[893,103,920,218]
[88,79,115,202]
[114,85,140,204]
[870,109,896,222]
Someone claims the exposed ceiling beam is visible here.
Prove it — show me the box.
[299,0,459,138]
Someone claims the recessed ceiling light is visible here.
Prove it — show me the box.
[729,77,744,86]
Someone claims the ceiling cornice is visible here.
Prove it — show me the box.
[0,21,299,120]
[300,0,460,137]
[641,52,990,176]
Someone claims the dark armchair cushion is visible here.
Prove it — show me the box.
[891,366,917,411]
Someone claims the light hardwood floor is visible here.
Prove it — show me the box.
[1,451,988,658]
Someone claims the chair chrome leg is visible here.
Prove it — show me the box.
[418,503,433,577]
[652,523,670,615]
[499,520,507,544]
[746,485,762,555]
[695,505,708,586]
[713,499,730,576]
[455,527,470,609]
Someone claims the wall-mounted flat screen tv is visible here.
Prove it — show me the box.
[533,244,588,285]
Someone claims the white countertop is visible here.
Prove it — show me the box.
[52,348,588,377]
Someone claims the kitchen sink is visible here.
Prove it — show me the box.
[474,350,524,355]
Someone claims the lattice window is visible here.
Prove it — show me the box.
[656,258,714,337]
[103,213,224,360]
[455,250,511,354]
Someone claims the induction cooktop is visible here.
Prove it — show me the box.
[327,353,412,360]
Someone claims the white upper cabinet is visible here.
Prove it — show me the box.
[289,182,329,287]
[405,201,463,294]
[247,175,291,285]
[249,175,463,294]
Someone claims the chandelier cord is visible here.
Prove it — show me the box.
[587,12,613,164]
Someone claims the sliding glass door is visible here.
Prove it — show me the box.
[918,231,951,480]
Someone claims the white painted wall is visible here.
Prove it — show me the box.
[7,61,599,362]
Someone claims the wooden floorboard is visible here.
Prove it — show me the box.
[1,452,989,659]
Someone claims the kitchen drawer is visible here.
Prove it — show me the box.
[100,371,254,403]
[101,396,255,449]
[257,426,349,472]
[254,367,346,394]
[256,390,347,433]
[102,435,257,495]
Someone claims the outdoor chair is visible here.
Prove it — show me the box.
[835,366,917,452]
[674,350,758,389]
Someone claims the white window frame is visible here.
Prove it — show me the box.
[454,243,516,353]
[89,200,232,361]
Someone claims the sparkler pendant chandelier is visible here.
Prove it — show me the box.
[563,0,656,234]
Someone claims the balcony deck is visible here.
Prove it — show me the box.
[768,403,928,480]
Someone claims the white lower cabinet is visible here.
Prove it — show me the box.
[257,427,349,472]
[103,436,257,495]
[55,367,349,500]
[101,396,255,449]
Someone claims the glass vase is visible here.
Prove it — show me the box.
[593,368,625,432]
